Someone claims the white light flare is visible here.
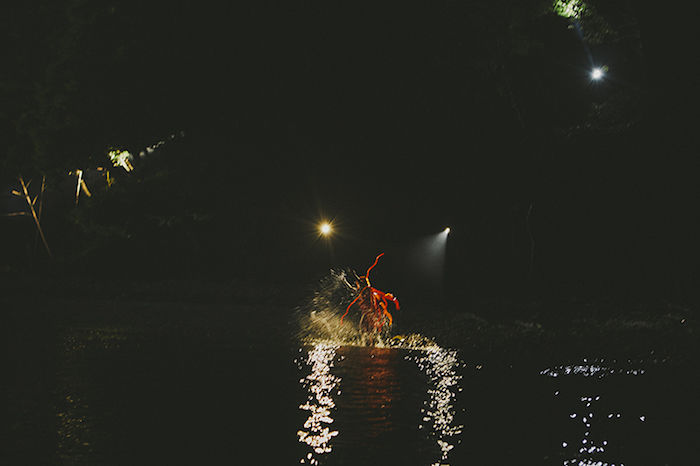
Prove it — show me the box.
[319,222,332,236]
[591,67,605,80]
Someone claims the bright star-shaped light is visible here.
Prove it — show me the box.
[591,67,605,80]
[319,222,332,236]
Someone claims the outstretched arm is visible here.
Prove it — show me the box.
[364,253,384,285]
[385,293,399,310]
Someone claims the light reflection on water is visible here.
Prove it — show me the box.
[409,346,464,465]
[541,362,648,466]
[297,343,341,465]
[540,360,646,378]
[9,303,695,465]
[55,326,126,462]
[562,395,623,466]
[296,339,464,465]
[56,393,92,460]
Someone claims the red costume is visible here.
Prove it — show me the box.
[340,253,400,332]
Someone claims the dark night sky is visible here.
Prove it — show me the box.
[2,1,699,302]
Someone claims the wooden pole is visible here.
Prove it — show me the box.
[80,178,92,197]
[75,170,83,205]
[19,176,52,258]
[38,175,46,218]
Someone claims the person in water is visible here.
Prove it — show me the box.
[340,253,400,331]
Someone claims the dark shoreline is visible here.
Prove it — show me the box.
[3,273,697,371]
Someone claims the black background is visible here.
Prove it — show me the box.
[2,1,698,305]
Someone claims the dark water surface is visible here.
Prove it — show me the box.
[6,304,699,465]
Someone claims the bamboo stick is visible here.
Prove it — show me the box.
[80,179,92,197]
[75,170,83,205]
[37,176,46,220]
[19,176,52,258]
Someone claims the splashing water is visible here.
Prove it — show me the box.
[297,269,374,346]
[297,269,437,349]
[296,268,465,464]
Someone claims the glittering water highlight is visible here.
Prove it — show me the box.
[540,361,645,378]
[562,395,623,466]
[296,269,467,463]
[542,360,649,466]
[409,346,464,465]
[296,337,465,465]
[297,343,341,465]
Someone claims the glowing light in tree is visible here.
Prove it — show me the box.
[553,0,585,19]
[590,65,607,80]
[108,149,134,172]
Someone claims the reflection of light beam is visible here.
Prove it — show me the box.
[412,346,464,463]
[298,343,340,465]
[562,395,625,466]
[542,361,646,466]
[540,363,645,378]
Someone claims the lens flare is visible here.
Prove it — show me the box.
[319,223,332,236]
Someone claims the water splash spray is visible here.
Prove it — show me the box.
[297,252,408,347]
[296,261,466,464]
[296,263,442,350]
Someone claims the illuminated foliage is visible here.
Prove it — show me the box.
[108,149,133,172]
[553,0,585,19]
